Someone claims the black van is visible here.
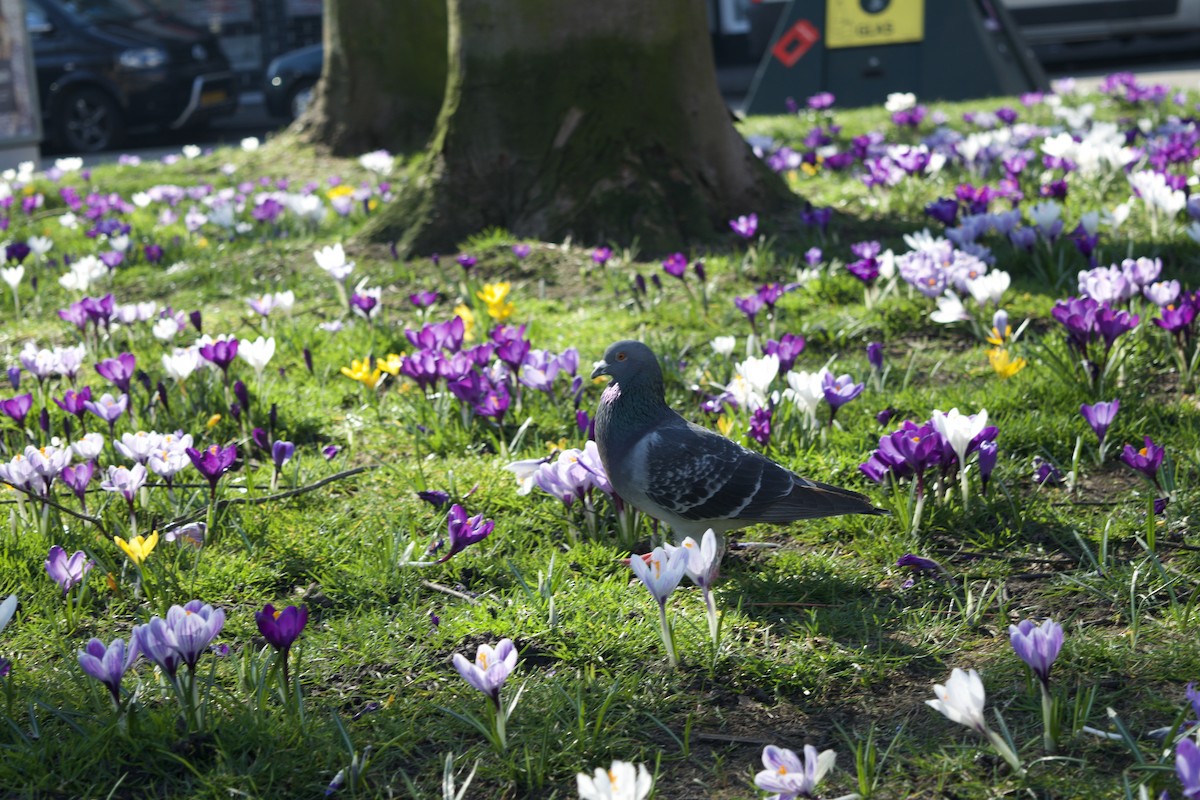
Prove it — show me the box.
[26,0,238,152]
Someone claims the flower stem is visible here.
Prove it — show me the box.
[656,601,678,668]
[1040,682,1057,755]
[1146,494,1157,553]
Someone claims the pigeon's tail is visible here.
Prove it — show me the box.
[754,476,890,522]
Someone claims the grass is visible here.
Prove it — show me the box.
[1,82,1200,798]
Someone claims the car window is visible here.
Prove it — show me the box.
[60,0,155,24]
[26,1,52,34]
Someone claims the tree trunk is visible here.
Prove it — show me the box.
[366,0,789,255]
[293,0,447,155]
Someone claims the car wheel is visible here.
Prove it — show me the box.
[289,82,315,120]
[57,87,124,153]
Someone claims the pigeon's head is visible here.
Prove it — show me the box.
[591,340,661,387]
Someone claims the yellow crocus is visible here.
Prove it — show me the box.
[326,184,354,200]
[985,325,1012,347]
[716,416,734,437]
[454,303,476,341]
[115,531,159,566]
[477,282,515,322]
[340,357,385,390]
[206,413,222,429]
[987,348,1027,379]
[377,353,404,376]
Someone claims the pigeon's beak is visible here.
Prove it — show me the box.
[590,359,609,379]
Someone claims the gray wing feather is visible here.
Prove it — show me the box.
[643,423,793,522]
[643,421,882,524]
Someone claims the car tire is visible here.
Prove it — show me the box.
[288,81,315,121]
[57,87,125,153]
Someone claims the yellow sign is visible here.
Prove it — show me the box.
[826,0,925,49]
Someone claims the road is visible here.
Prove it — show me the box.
[37,57,1200,170]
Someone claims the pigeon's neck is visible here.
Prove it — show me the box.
[600,378,669,432]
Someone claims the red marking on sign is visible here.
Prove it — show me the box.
[772,20,820,68]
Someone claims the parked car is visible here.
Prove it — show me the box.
[26,0,238,153]
[264,43,321,121]
[1000,0,1200,61]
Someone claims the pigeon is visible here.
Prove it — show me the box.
[591,339,886,542]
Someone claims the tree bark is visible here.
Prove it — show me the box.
[292,0,447,155]
[366,0,789,255]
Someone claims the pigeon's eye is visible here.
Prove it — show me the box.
[616,352,627,361]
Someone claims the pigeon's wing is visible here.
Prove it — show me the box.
[641,423,796,523]
[642,422,882,524]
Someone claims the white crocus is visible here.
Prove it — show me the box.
[1027,200,1061,233]
[314,242,354,282]
[664,528,723,645]
[162,347,201,382]
[926,667,988,734]
[931,407,988,509]
[930,291,970,325]
[0,593,16,635]
[181,144,202,159]
[576,760,653,800]
[731,354,778,405]
[238,336,276,383]
[358,149,394,176]
[885,91,916,112]
[152,316,181,341]
[710,335,735,357]
[966,270,1010,307]
[1,264,23,290]
[70,433,105,461]
[783,369,824,423]
[27,235,52,260]
[240,136,260,151]
[58,255,106,292]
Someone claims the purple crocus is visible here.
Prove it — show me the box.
[0,393,32,427]
[186,443,238,496]
[762,333,806,372]
[978,440,998,494]
[1009,618,1064,687]
[135,599,225,675]
[255,603,308,686]
[455,253,476,271]
[591,246,612,266]
[1177,737,1200,799]
[1121,436,1164,486]
[409,290,438,308]
[95,353,136,394]
[822,371,864,424]
[198,336,239,377]
[730,214,758,239]
[45,545,94,594]
[436,504,495,563]
[661,252,688,279]
[452,638,517,707]
[417,490,451,508]
[734,294,764,328]
[54,387,93,422]
[84,392,127,431]
[271,440,294,470]
[1080,400,1119,445]
[60,461,95,508]
[749,407,772,447]
[78,636,139,706]
[512,243,531,259]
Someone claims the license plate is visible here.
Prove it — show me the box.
[200,89,227,107]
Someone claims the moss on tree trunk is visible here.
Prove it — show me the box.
[293,0,447,155]
[365,0,789,255]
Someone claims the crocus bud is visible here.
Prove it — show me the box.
[233,380,250,412]
[303,348,313,373]
[269,403,278,430]
[6,367,18,390]
[189,310,202,332]
[229,401,241,421]
[252,427,270,451]
[38,406,49,434]
[156,381,170,412]
[867,342,884,372]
